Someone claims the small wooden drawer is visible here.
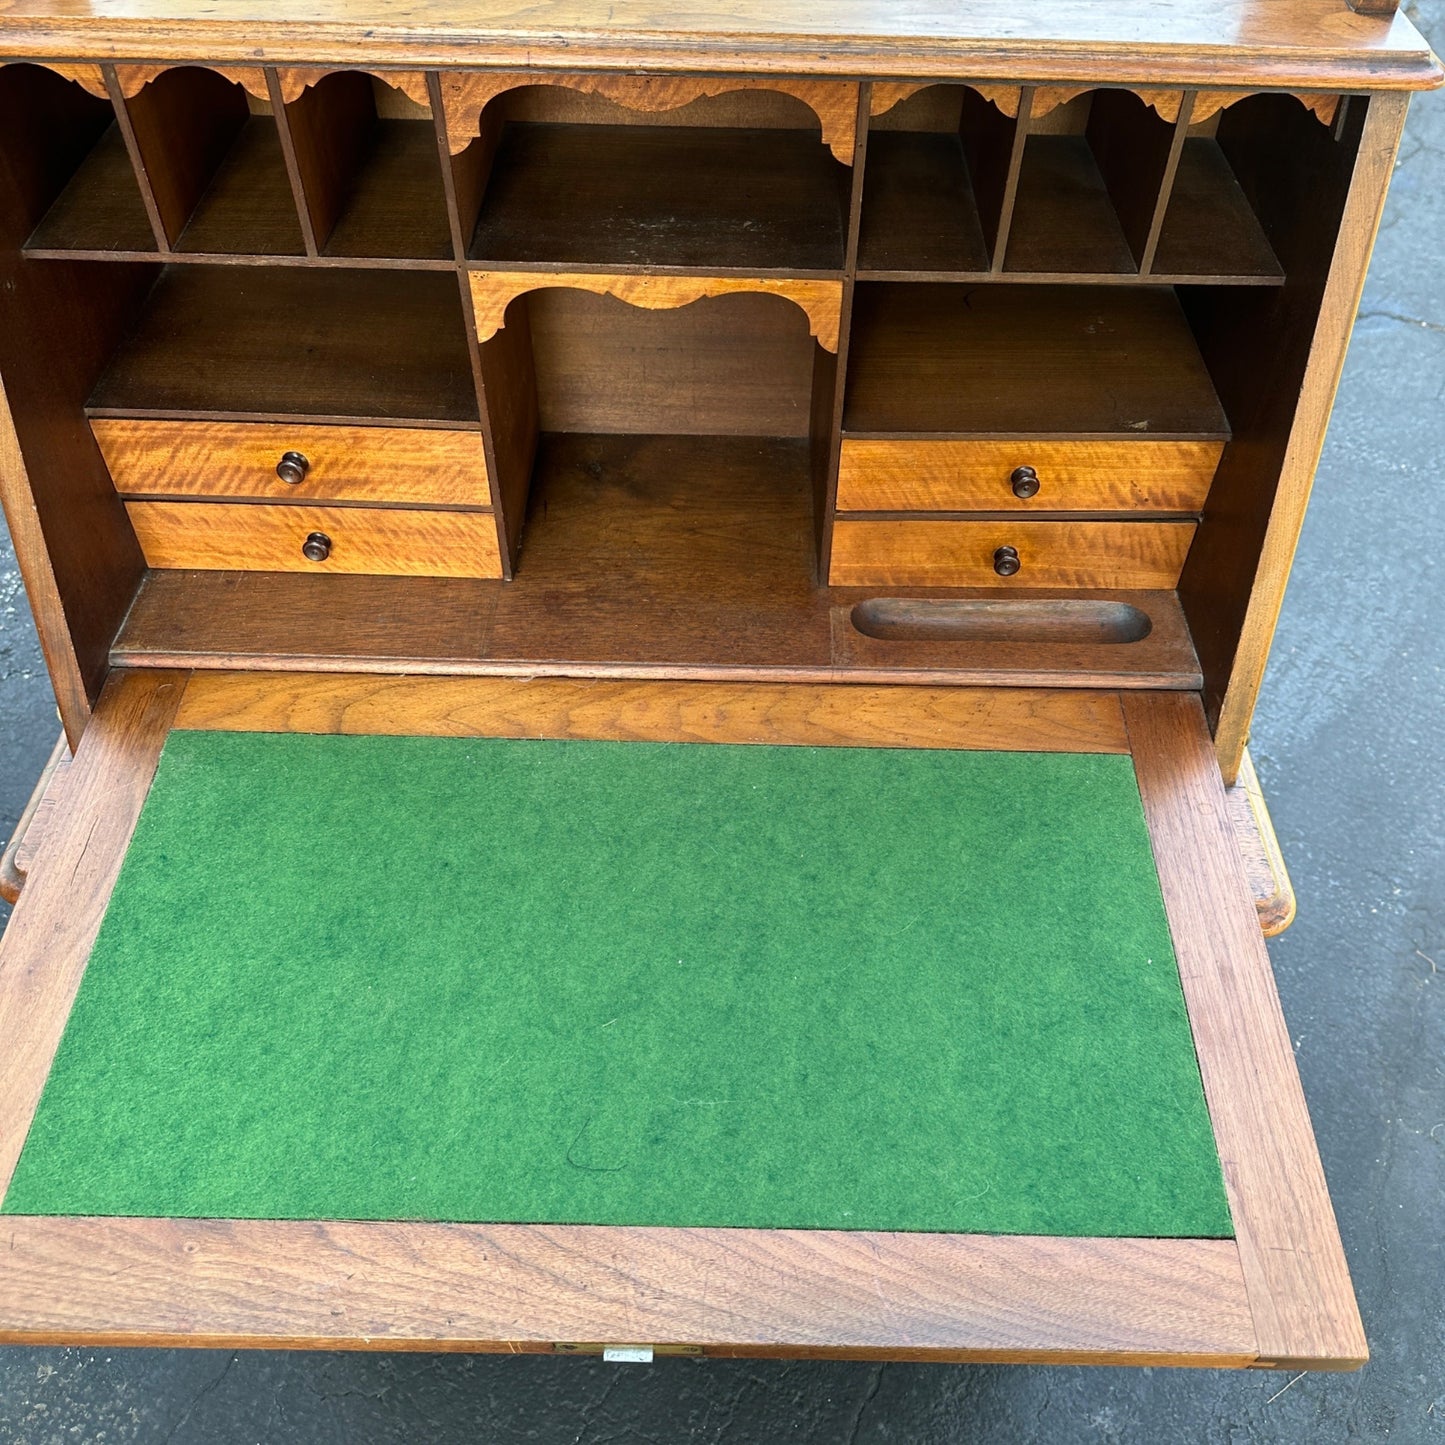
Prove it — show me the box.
[125,501,502,579]
[835,440,1222,514]
[93,420,492,508]
[828,519,1196,588]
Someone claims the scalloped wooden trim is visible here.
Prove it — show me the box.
[868,81,1025,119]
[468,270,843,352]
[440,72,858,165]
[277,67,432,109]
[38,61,108,98]
[114,62,270,103]
[1188,89,1342,126]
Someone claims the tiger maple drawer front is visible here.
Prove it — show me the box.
[93,420,493,508]
[828,520,1196,588]
[836,440,1223,514]
[125,502,503,579]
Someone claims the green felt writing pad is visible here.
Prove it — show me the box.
[4,730,1232,1237]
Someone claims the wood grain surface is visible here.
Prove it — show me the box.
[836,439,1222,513]
[469,271,843,351]
[1224,747,1297,936]
[173,671,1132,752]
[440,71,860,163]
[828,520,1196,588]
[1123,691,1366,1369]
[94,420,492,507]
[126,500,502,578]
[0,1218,1255,1362]
[0,1,1435,91]
[1208,92,1409,780]
[0,670,184,1197]
[0,731,70,906]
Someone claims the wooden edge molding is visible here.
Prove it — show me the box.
[1123,692,1366,1369]
[0,670,186,1199]
[0,730,71,907]
[438,71,859,164]
[113,61,271,101]
[276,66,432,108]
[1224,747,1297,937]
[173,672,1132,754]
[468,270,844,352]
[0,1218,1255,1361]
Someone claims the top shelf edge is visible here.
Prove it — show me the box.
[0,9,1438,94]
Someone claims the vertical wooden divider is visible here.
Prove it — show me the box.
[986,86,1032,272]
[430,69,523,581]
[813,81,869,583]
[101,63,170,253]
[1138,92,1195,276]
[1087,88,1186,271]
[267,67,322,256]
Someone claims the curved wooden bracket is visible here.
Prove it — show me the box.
[114,62,271,104]
[468,270,843,352]
[277,67,432,110]
[38,62,109,99]
[869,81,1025,119]
[1185,89,1342,126]
[440,71,858,165]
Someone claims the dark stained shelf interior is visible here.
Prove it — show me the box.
[321,118,453,261]
[843,282,1230,436]
[469,124,850,273]
[176,117,305,257]
[856,131,991,275]
[25,124,158,254]
[1152,137,1283,282]
[88,264,481,424]
[1004,135,1135,276]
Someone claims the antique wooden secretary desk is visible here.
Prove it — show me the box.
[0,0,1437,1372]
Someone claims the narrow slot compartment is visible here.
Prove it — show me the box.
[281,70,452,260]
[87,265,480,424]
[5,64,156,255]
[1152,94,1293,283]
[857,85,1017,275]
[850,597,1154,644]
[119,66,305,256]
[458,88,850,272]
[1004,89,1177,276]
[843,282,1228,437]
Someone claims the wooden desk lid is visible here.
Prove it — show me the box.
[0,0,1437,91]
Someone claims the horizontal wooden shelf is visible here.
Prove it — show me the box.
[843,283,1230,437]
[88,265,481,426]
[1153,138,1283,283]
[109,431,1201,689]
[25,123,156,255]
[468,124,849,273]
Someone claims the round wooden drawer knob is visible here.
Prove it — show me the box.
[1010,465,1040,499]
[993,545,1021,577]
[302,531,332,563]
[276,450,311,486]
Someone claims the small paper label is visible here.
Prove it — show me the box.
[602,1346,654,1364]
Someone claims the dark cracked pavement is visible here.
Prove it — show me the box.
[0,9,1441,1439]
